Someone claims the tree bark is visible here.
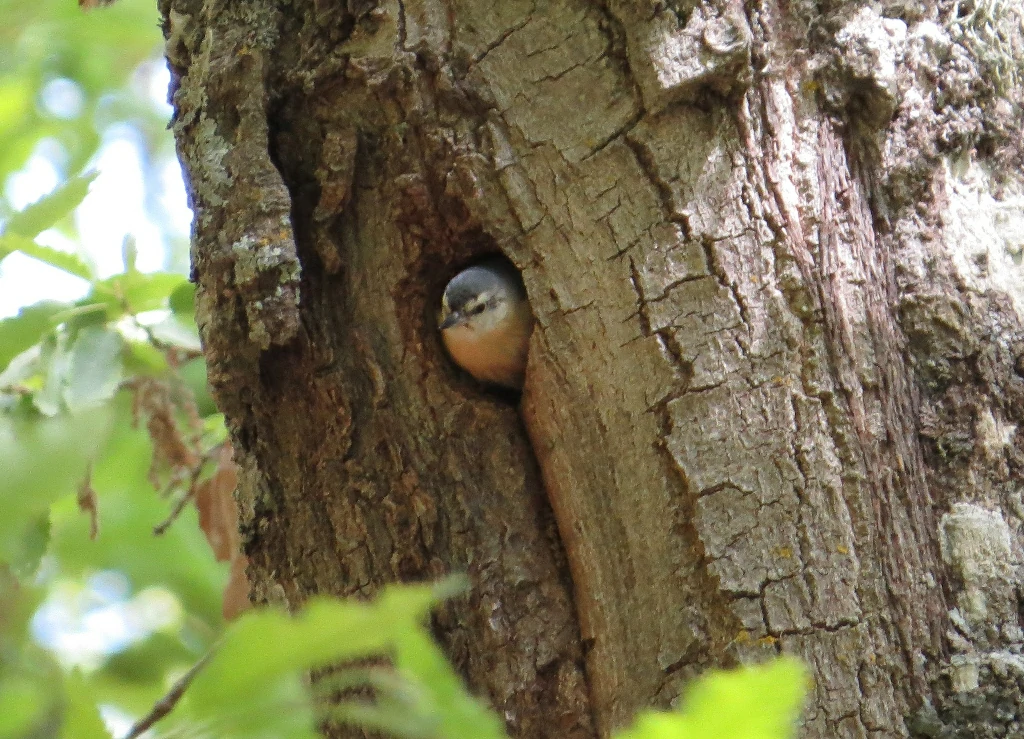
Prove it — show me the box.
[162,0,1024,736]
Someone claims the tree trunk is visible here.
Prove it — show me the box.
[162,0,1024,736]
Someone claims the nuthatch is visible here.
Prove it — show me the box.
[438,260,534,390]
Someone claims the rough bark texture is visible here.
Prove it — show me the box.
[161,0,1024,736]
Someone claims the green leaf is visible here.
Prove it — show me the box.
[614,658,808,739]
[34,335,70,417]
[0,77,33,136]
[124,272,190,313]
[0,301,66,373]
[122,235,139,274]
[190,604,394,712]
[121,339,169,374]
[179,358,217,417]
[173,581,483,739]
[0,232,93,282]
[0,566,46,644]
[147,314,201,352]
[393,628,506,739]
[169,281,196,315]
[62,304,115,337]
[4,173,97,240]
[61,671,111,739]
[188,584,443,709]
[9,511,50,579]
[104,631,196,685]
[0,405,114,566]
[91,271,189,316]
[63,327,123,411]
[331,679,448,739]
[0,676,49,739]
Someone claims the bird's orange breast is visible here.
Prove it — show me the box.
[442,310,532,389]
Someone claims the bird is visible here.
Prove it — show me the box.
[438,259,534,390]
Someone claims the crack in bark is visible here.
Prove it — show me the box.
[471,4,535,65]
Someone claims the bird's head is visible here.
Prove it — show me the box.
[438,262,524,334]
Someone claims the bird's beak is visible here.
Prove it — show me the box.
[439,309,463,330]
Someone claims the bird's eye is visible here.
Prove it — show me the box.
[469,303,486,316]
